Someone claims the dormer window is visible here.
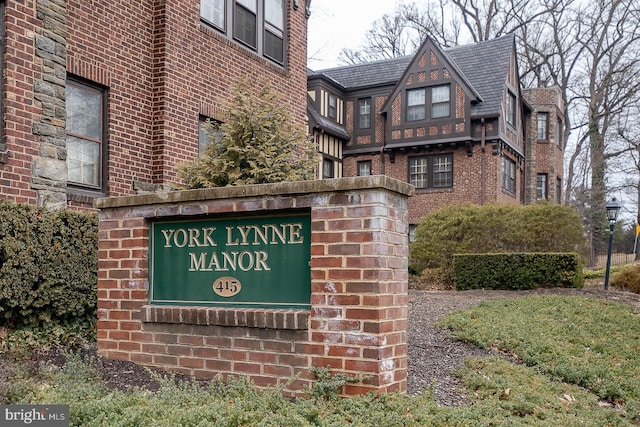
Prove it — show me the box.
[328,94,337,119]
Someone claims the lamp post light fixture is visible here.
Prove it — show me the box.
[604,197,622,291]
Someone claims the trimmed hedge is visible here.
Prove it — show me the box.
[0,200,98,329]
[410,203,589,287]
[453,253,584,290]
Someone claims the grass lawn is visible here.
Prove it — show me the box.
[2,294,639,426]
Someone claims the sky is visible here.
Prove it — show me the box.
[307,0,401,70]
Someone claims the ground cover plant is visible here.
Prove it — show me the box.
[440,295,640,423]
[2,294,638,426]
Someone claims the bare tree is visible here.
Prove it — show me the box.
[338,12,419,64]
[570,0,640,257]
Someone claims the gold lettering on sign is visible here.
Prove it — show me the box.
[189,251,271,272]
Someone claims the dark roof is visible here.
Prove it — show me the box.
[446,34,514,117]
[307,96,350,140]
[312,56,412,90]
[310,34,516,118]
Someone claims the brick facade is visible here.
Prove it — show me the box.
[310,36,562,225]
[0,1,308,209]
[95,177,413,396]
[522,87,565,204]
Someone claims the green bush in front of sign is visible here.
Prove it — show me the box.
[0,200,98,330]
[177,77,318,188]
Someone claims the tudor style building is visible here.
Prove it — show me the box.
[0,0,310,210]
[308,35,564,229]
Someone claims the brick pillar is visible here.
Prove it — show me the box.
[310,190,409,394]
[95,177,413,396]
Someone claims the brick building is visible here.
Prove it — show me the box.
[0,0,310,210]
[308,35,565,230]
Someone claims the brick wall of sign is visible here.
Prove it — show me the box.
[95,177,413,396]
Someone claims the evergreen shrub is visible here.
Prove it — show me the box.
[0,200,98,329]
[453,253,584,290]
[410,202,589,286]
[178,77,317,188]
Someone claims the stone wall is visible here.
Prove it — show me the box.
[95,177,413,396]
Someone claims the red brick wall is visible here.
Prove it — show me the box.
[95,177,412,396]
[0,1,308,208]
[343,145,519,224]
[67,0,308,197]
[0,1,42,205]
[522,87,565,203]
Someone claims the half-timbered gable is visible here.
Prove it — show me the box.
[307,72,350,178]
[381,38,481,150]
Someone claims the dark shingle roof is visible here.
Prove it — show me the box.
[313,56,412,90]
[310,34,516,118]
[446,34,514,117]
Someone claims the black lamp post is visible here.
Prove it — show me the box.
[604,197,621,291]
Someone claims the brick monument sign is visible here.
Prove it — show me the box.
[95,176,413,396]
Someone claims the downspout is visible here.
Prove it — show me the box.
[481,118,486,205]
[380,114,386,175]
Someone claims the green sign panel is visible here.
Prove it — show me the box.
[149,213,311,309]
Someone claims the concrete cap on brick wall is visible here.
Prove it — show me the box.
[94,176,415,209]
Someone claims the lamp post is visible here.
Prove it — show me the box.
[604,197,621,291]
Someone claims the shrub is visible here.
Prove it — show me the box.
[177,77,317,188]
[410,202,588,286]
[0,200,98,330]
[453,253,584,290]
[610,263,640,293]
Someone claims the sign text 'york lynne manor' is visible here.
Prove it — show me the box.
[160,223,305,272]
